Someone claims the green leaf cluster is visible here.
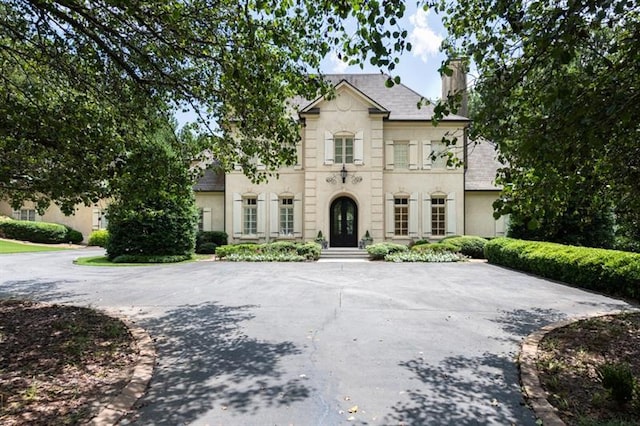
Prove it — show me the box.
[435,0,640,246]
[1,0,415,209]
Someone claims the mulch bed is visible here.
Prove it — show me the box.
[537,312,640,425]
[0,300,137,425]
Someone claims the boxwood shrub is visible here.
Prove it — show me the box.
[196,231,228,253]
[485,238,640,300]
[440,235,488,259]
[88,230,110,247]
[64,226,83,244]
[0,220,72,244]
[366,242,408,260]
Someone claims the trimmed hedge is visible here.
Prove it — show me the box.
[366,242,408,260]
[88,230,110,247]
[440,235,488,259]
[215,241,321,261]
[0,220,82,244]
[485,238,640,300]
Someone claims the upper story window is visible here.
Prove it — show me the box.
[393,141,409,169]
[334,136,354,164]
[431,141,449,169]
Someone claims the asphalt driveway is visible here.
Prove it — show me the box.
[0,249,634,425]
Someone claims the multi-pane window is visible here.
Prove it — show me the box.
[243,197,257,235]
[13,209,36,221]
[431,141,448,169]
[394,142,409,169]
[431,196,446,236]
[334,136,354,164]
[280,197,294,235]
[394,197,409,236]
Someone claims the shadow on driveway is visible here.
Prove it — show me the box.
[124,302,310,424]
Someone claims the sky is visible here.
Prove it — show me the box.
[320,3,448,101]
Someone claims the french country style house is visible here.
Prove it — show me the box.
[1,66,507,244]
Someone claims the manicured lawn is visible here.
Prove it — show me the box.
[0,239,69,254]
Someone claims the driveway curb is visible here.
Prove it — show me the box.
[519,310,633,426]
[88,310,155,425]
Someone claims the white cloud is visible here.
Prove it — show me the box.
[408,9,443,63]
[329,51,349,73]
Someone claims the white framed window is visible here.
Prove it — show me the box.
[13,209,36,221]
[243,197,257,235]
[279,197,294,235]
[431,196,446,236]
[393,142,409,169]
[334,136,354,164]
[431,141,449,169]
[92,209,108,230]
[394,197,409,236]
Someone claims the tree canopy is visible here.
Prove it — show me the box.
[434,0,640,243]
[0,0,411,212]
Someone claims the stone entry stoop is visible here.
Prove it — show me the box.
[319,247,370,261]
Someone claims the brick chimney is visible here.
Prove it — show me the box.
[441,59,468,117]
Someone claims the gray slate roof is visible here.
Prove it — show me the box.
[193,168,225,192]
[465,139,503,191]
[294,74,469,121]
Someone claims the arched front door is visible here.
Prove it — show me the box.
[330,196,358,247]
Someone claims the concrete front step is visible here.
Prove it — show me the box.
[320,248,369,260]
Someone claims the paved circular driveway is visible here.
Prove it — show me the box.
[0,249,634,425]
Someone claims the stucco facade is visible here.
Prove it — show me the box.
[1,71,507,244]
[225,75,473,246]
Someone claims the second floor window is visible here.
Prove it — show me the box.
[394,141,409,169]
[334,136,354,164]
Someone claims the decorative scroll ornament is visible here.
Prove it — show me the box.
[326,164,362,185]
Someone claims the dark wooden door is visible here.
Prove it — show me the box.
[330,197,358,247]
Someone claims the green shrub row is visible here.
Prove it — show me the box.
[385,251,465,263]
[484,238,640,300]
[0,219,83,244]
[409,236,488,258]
[216,241,321,261]
[366,242,408,260]
[88,230,110,247]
